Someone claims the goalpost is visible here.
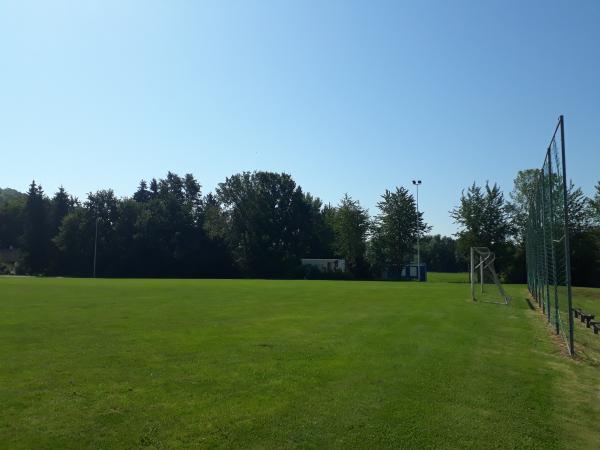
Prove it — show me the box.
[470,247,510,304]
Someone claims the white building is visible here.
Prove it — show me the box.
[301,258,346,273]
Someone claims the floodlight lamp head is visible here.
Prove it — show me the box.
[412,180,422,185]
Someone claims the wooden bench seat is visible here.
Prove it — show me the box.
[572,307,595,327]
[580,312,595,327]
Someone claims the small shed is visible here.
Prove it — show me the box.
[301,258,346,273]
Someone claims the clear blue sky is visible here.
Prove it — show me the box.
[1,0,599,236]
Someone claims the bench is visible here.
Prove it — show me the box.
[572,307,595,327]
[580,312,595,328]
[591,321,600,335]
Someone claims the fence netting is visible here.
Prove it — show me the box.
[525,116,574,355]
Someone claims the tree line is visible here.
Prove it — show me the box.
[451,171,600,286]
[0,172,431,279]
[1,170,599,285]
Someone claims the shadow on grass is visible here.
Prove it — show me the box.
[524,297,536,311]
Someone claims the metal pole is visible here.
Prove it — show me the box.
[416,183,420,281]
[539,194,544,307]
[547,149,560,335]
[480,254,484,293]
[559,115,575,356]
[412,180,422,281]
[540,168,551,320]
[470,247,474,300]
[93,214,98,278]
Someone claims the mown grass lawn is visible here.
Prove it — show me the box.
[426,271,469,283]
[1,277,598,449]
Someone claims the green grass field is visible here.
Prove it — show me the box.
[1,277,599,449]
[426,271,469,283]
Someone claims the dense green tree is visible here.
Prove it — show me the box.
[302,195,336,259]
[591,181,600,225]
[53,208,94,276]
[52,173,225,278]
[86,190,120,276]
[505,170,540,283]
[203,193,227,240]
[570,229,600,287]
[49,187,75,233]
[511,174,599,285]
[507,169,539,244]
[564,181,598,286]
[183,173,203,217]
[0,194,26,250]
[217,171,313,277]
[0,188,26,205]
[201,193,236,277]
[46,187,76,274]
[451,182,513,268]
[133,180,152,203]
[11,168,596,283]
[53,190,119,277]
[149,178,159,196]
[420,235,460,272]
[369,187,429,275]
[0,191,26,273]
[331,194,369,276]
[566,181,593,234]
[133,172,208,277]
[112,199,143,276]
[21,181,50,274]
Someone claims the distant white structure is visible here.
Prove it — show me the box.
[301,258,346,273]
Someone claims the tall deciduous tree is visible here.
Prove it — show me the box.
[47,187,76,274]
[54,208,93,276]
[302,194,335,259]
[332,194,369,276]
[565,181,598,286]
[369,187,430,274]
[505,170,540,283]
[590,181,600,225]
[566,181,593,234]
[451,182,512,266]
[507,169,539,244]
[217,171,312,277]
[0,192,26,250]
[420,235,460,272]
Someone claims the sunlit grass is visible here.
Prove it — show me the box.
[426,271,469,283]
[0,277,598,448]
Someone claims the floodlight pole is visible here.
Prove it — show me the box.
[93,213,98,278]
[412,180,422,281]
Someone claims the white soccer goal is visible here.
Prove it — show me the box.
[470,247,510,304]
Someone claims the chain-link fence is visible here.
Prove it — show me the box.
[526,116,575,356]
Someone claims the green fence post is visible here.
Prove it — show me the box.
[559,116,575,356]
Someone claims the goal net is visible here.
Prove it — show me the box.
[470,247,510,304]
